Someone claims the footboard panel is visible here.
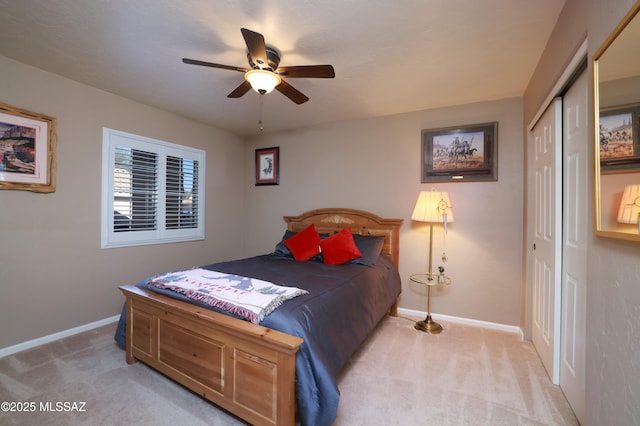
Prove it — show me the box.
[120,285,303,426]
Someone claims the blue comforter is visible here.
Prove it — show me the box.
[115,253,401,426]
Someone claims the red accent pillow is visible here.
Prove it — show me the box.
[284,224,321,261]
[319,228,363,265]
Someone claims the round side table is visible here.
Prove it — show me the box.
[410,272,452,334]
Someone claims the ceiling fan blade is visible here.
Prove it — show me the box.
[182,58,247,73]
[241,28,268,68]
[277,65,335,78]
[227,80,252,98]
[275,80,309,104]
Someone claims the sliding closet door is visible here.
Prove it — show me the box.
[560,70,587,425]
[531,98,562,385]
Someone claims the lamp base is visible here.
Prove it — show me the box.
[415,315,443,334]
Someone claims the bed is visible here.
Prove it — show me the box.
[115,208,403,426]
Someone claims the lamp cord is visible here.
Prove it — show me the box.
[439,199,450,264]
[442,226,448,263]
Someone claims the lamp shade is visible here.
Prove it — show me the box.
[411,190,454,223]
[245,69,281,94]
[617,184,640,224]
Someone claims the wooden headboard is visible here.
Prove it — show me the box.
[283,208,403,268]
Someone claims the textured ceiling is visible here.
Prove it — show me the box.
[0,0,566,137]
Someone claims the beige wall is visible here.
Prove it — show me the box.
[243,98,525,326]
[0,56,246,348]
[523,0,640,424]
[586,1,640,425]
[523,0,588,126]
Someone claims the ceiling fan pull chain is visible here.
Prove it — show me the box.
[259,93,264,132]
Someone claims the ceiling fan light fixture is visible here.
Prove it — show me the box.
[245,69,281,94]
[184,28,332,103]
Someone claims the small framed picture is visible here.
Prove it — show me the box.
[255,146,279,186]
[421,122,498,182]
[599,104,640,173]
[0,102,57,192]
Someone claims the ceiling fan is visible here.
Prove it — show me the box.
[182,28,335,104]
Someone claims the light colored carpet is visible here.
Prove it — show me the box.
[0,316,578,425]
[336,317,578,425]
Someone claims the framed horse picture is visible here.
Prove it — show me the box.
[599,104,640,173]
[421,122,498,183]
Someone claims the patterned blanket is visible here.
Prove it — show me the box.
[149,268,308,324]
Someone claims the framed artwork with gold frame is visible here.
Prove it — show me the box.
[0,102,57,192]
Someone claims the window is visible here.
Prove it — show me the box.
[101,128,205,248]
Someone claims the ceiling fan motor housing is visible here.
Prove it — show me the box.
[248,46,281,71]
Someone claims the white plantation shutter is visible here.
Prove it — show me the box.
[113,146,158,232]
[102,128,205,248]
[165,155,199,230]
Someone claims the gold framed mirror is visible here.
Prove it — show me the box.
[594,0,640,241]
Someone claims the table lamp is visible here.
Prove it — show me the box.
[617,184,640,234]
[411,190,454,333]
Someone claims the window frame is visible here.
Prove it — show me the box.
[101,128,205,249]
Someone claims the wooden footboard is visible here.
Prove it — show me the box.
[120,285,303,426]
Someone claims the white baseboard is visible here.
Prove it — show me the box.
[398,308,524,339]
[0,309,524,358]
[0,315,120,358]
